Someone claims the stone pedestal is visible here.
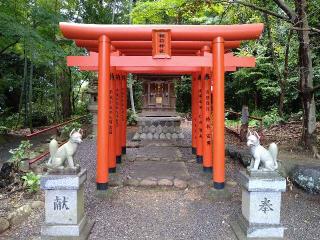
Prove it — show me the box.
[232,170,286,239]
[40,169,94,240]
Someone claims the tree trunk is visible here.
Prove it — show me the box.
[28,61,33,132]
[281,29,293,118]
[53,63,59,122]
[128,74,136,114]
[111,0,116,24]
[59,70,72,119]
[16,50,28,129]
[254,91,258,111]
[240,105,249,142]
[127,0,136,114]
[294,0,317,150]
[263,13,284,117]
[24,57,29,128]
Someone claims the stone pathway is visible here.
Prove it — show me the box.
[108,140,207,189]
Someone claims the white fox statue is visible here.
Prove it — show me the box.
[47,129,83,169]
[247,131,278,171]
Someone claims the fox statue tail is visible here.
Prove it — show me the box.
[47,138,58,165]
[268,143,278,169]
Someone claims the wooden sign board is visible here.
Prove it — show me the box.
[152,29,171,59]
[156,97,163,104]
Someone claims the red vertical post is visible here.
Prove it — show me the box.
[212,36,225,189]
[118,72,124,162]
[202,68,213,172]
[108,72,117,173]
[115,72,122,164]
[196,72,203,163]
[120,73,126,155]
[191,73,197,155]
[122,73,127,154]
[96,35,110,190]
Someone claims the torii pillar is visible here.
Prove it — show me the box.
[96,35,111,190]
[212,37,225,189]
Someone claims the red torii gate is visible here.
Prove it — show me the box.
[59,22,264,191]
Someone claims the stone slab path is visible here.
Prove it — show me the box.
[107,142,204,189]
[129,161,189,179]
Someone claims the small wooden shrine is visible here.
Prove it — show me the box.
[139,75,178,117]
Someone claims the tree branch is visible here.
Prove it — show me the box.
[313,84,320,93]
[0,38,20,55]
[212,0,320,34]
[272,0,297,21]
[283,29,293,81]
[214,0,291,22]
[291,27,320,34]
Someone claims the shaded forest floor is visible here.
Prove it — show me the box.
[226,121,320,165]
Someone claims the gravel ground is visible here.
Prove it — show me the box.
[1,122,319,240]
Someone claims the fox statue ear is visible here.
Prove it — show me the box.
[254,131,260,139]
[69,128,76,137]
[78,128,83,135]
[247,130,252,138]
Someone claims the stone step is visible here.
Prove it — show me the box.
[108,161,206,189]
[109,176,206,189]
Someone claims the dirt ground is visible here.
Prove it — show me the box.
[226,121,320,165]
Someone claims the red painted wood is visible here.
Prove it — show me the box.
[60,23,263,41]
[67,55,255,68]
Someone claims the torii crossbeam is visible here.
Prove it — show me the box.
[59,22,264,191]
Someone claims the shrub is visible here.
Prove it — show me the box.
[248,119,261,128]
[31,111,49,127]
[61,122,82,138]
[0,126,9,134]
[263,109,283,128]
[9,140,34,170]
[127,108,137,126]
[175,76,191,113]
[225,119,238,128]
[0,113,21,129]
[21,172,41,193]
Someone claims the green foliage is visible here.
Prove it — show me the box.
[0,0,319,141]
[31,110,49,127]
[127,108,137,126]
[0,126,9,134]
[0,0,123,130]
[225,118,260,128]
[175,76,191,113]
[61,121,82,139]
[262,108,284,128]
[9,140,33,169]
[21,172,41,193]
[0,113,20,129]
[225,119,239,128]
[133,79,143,111]
[132,0,224,24]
